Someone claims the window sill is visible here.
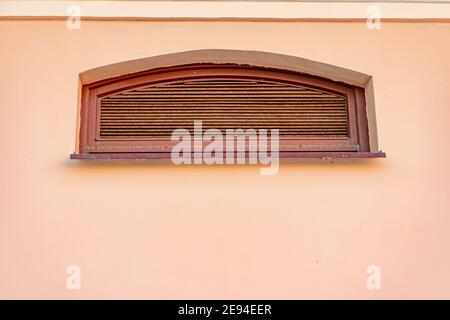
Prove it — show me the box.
[70,152,386,160]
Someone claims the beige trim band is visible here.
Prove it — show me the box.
[1,1,450,20]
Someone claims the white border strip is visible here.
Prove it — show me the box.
[1,1,450,20]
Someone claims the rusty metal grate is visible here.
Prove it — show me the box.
[99,78,349,139]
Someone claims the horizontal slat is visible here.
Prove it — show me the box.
[100,127,349,132]
[108,93,342,98]
[100,113,347,117]
[102,117,347,125]
[100,104,346,108]
[119,88,313,93]
[102,102,346,111]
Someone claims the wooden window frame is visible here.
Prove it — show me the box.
[72,63,385,159]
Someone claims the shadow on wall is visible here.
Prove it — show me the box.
[62,157,386,171]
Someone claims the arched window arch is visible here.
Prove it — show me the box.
[72,50,384,159]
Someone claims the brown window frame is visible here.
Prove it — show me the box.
[72,63,385,159]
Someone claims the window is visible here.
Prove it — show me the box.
[72,50,385,159]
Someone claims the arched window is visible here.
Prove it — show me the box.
[72,50,385,159]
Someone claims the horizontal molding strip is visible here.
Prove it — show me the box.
[70,152,387,160]
[1,1,450,20]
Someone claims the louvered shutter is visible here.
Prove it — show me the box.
[99,79,348,139]
[76,64,375,157]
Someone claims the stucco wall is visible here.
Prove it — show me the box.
[0,20,449,299]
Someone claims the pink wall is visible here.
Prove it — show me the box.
[0,20,450,299]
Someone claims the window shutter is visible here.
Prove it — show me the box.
[99,79,349,139]
[74,63,384,159]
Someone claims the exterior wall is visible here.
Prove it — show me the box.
[2,1,450,20]
[0,20,450,299]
